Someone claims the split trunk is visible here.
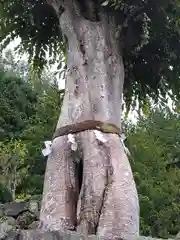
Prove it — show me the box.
[40,4,139,239]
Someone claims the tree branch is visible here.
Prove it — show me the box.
[63,0,81,16]
[46,0,64,17]
[77,0,100,21]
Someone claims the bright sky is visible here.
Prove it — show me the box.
[3,37,66,90]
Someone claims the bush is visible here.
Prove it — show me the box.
[126,109,180,238]
[0,183,13,203]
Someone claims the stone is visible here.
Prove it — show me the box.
[3,202,28,217]
[0,228,173,240]
[16,211,37,229]
[3,229,20,240]
[0,204,4,217]
[28,221,39,229]
[7,217,16,226]
[0,220,16,239]
[28,200,39,217]
[0,200,175,239]
[0,228,175,240]
[19,230,88,239]
[175,232,180,240]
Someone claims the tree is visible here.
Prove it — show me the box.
[0,182,13,203]
[0,59,62,200]
[0,140,28,200]
[0,0,180,238]
[0,70,37,140]
[126,108,180,238]
[19,79,63,197]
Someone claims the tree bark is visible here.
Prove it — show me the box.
[40,4,139,239]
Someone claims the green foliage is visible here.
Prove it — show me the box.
[18,81,63,196]
[126,108,180,238]
[0,61,62,200]
[0,182,13,203]
[0,140,28,200]
[0,0,180,110]
[0,70,37,140]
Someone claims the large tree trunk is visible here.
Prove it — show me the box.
[40,3,139,239]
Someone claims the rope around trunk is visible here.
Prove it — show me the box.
[53,120,121,139]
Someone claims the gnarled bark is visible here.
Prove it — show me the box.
[40,3,139,239]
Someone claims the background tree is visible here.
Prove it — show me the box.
[19,80,63,197]
[0,0,180,238]
[0,54,62,201]
[0,182,13,204]
[0,70,37,140]
[126,108,180,239]
[0,140,28,200]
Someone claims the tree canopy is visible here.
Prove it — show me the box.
[0,0,180,109]
[0,52,62,200]
[126,108,180,238]
[0,70,37,140]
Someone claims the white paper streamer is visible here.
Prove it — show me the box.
[93,130,130,156]
[41,133,130,157]
[67,134,78,151]
[94,130,107,143]
[42,141,52,156]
